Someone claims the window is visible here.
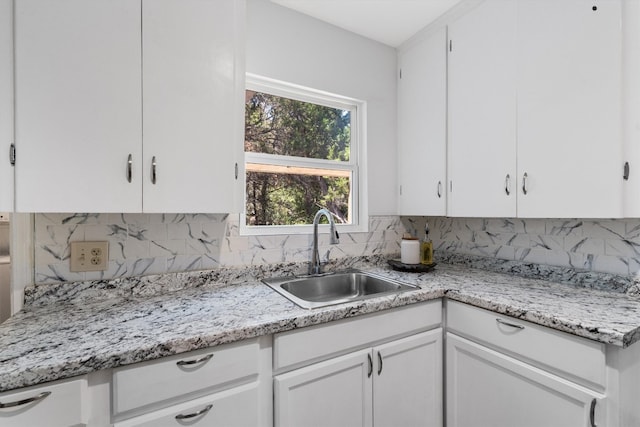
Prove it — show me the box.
[242,74,366,234]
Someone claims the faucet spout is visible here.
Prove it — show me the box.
[309,208,340,275]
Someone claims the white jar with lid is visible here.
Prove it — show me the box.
[400,235,420,264]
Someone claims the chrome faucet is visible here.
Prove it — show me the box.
[309,208,340,275]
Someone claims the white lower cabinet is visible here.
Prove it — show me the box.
[0,377,88,427]
[113,383,259,427]
[275,329,442,427]
[446,300,640,427]
[373,330,443,427]
[447,333,602,427]
[112,337,271,427]
[273,301,443,427]
[275,348,373,427]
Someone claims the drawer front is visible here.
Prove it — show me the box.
[446,301,606,389]
[114,382,259,427]
[274,300,442,372]
[113,338,259,416]
[0,377,87,427]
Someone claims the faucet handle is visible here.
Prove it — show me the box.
[331,229,340,245]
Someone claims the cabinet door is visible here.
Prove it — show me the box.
[373,329,442,427]
[623,0,640,216]
[14,0,142,212]
[274,349,373,427]
[517,0,622,218]
[142,0,243,213]
[447,333,604,427]
[447,0,517,217]
[0,0,12,211]
[397,28,447,216]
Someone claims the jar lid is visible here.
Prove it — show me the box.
[402,233,418,240]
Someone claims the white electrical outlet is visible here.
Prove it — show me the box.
[70,241,109,272]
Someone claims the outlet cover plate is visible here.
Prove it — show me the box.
[70,241,109,272]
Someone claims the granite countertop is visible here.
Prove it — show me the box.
[2,259,640,393]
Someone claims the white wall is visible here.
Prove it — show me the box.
[246,0,398,216]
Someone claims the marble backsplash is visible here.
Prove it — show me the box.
[34,214,403,284]
[403,216,640,277]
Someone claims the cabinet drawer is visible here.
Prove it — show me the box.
[0,377,87,427]
[446,301,606,389]
[113,338,259,417]
[274,300,442,372]
[114,382,259,427]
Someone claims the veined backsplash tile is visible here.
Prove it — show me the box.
[34,214,403,284]
[402,217,640,278]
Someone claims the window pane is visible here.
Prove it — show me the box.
[246,172,351,226]
[245,91,351,162]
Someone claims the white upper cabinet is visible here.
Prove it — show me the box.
[447,0,518,218]
[623,0,640,216]
[397,27,447,216]
[444,0,623,218]
[14,0,243,213]
[0,0,13,212]
[517,0,622,218]
[14,0,142,213]
[142,0,243,213]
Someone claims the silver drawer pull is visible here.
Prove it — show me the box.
[0,391,51,408]
[176,353,213,366]
[175,404,213,420]
[496,318,525,330]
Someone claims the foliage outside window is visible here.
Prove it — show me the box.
[243,75,364,233]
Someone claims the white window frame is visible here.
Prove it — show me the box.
[241,73,368,236]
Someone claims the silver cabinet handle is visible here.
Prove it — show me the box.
[437,181,443,198]
[624,162,630,181]
[151,156,157,185]
[496,318,525,330]
[522,172,528,195]
[176,353,213,366]
[590,398,597,427]
[175,404,213,420]
[0,391,51,408]
[377,351,383,375]
[367,353,373,378]
[127,154,133,183]
[505,174,511,195]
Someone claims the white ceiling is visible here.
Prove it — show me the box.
[270,0,462,47]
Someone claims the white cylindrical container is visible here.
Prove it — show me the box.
[400,236,420,264]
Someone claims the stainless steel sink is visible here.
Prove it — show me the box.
[263,270,417,309]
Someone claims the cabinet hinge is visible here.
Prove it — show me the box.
[399,69,402,79]
[9,143,15,166]
[449,40,452,52]
[399,185,403,196]
[235,162,238,180]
